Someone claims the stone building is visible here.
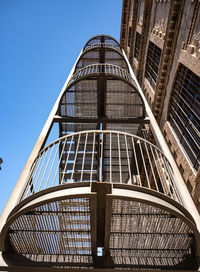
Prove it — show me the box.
[120,0,200,213]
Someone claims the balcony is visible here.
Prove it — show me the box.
[0,130,200,270]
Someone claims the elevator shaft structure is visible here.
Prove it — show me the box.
[0,35,200,271]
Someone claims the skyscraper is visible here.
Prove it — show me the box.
[0,34,200,271]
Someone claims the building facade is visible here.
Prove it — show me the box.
[120,0,200,213]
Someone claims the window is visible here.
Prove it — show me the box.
[134,32,141,60]
[145,41,161,89]
[168,64,200,171]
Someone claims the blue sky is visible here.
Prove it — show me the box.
[0,0,122,214]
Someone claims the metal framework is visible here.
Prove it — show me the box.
[0,34,200,271]
[134,32,141,61]
[168,63,200,171]
[145,40,162,90]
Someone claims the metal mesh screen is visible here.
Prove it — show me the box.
[106,79,144,119]
[109,199,195,269]
[168,63,200,171]
[9,198,94,267]
[60,79,98,118]
[84,35,120,49]
[145,41,162,89]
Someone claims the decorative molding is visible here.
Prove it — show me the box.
[150,32,164,49]
[152,18,168,39]
[136,24,142,34]
[179,49,200,76]
[120,0,131,52]
[152,0,185,124]
[184,0,200,50]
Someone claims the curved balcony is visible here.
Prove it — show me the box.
[82,42,122,55]
[70,64,136,87]
[83,34,120,50]
[59,63,145,135]
[21,130,179,202]
[76,41,129,73]
[0,131,200,269]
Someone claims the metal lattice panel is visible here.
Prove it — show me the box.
[134,32,141,61]
[168,63,200,171]
[9,198,93,259]
[106,79,144,119]
[108,199,195,269]
[83,35,120,50]
[60,77,144,120]
[76,48,128,72]
[60,79,98,118]
[145,41,162,90]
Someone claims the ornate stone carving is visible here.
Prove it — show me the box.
[152,2,170,39]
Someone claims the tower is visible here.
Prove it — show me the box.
[0,34,200,271]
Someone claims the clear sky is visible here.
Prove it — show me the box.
[0,0,122,214]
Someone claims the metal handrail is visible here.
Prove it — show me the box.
[69,63,137,89]
[83,34,120,50]
[82,42,122,55]
[22,130,181,204]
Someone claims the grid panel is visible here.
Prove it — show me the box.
[84,35,120,49]
[9,198,93,266]
[109,199,195,269]
[169,64,200,170]
[145,41,162,89]
[106,79,144,119]
[60,80,98,118]
[134,32,141,61]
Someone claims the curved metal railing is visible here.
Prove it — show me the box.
[83,34,120,50]
[69,63,137,89]
[22,131,181,203]
[82,42,122,55]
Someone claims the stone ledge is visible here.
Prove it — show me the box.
[179,49,200,76]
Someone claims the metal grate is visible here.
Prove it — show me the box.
[169,64,200,171]
[134,32,141,61]
[76,44,128,72]
[83,35,120,50]
[59,72,144,120]
[109,199,195,269]
[9,198,93,266]
[145,41,162,89]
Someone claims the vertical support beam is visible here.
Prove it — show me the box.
[91,182,112,247]
[91,182,113,269]
[123,49,200,231]
[0,50,83,232]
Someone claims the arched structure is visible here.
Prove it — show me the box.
[0,34,200,271]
